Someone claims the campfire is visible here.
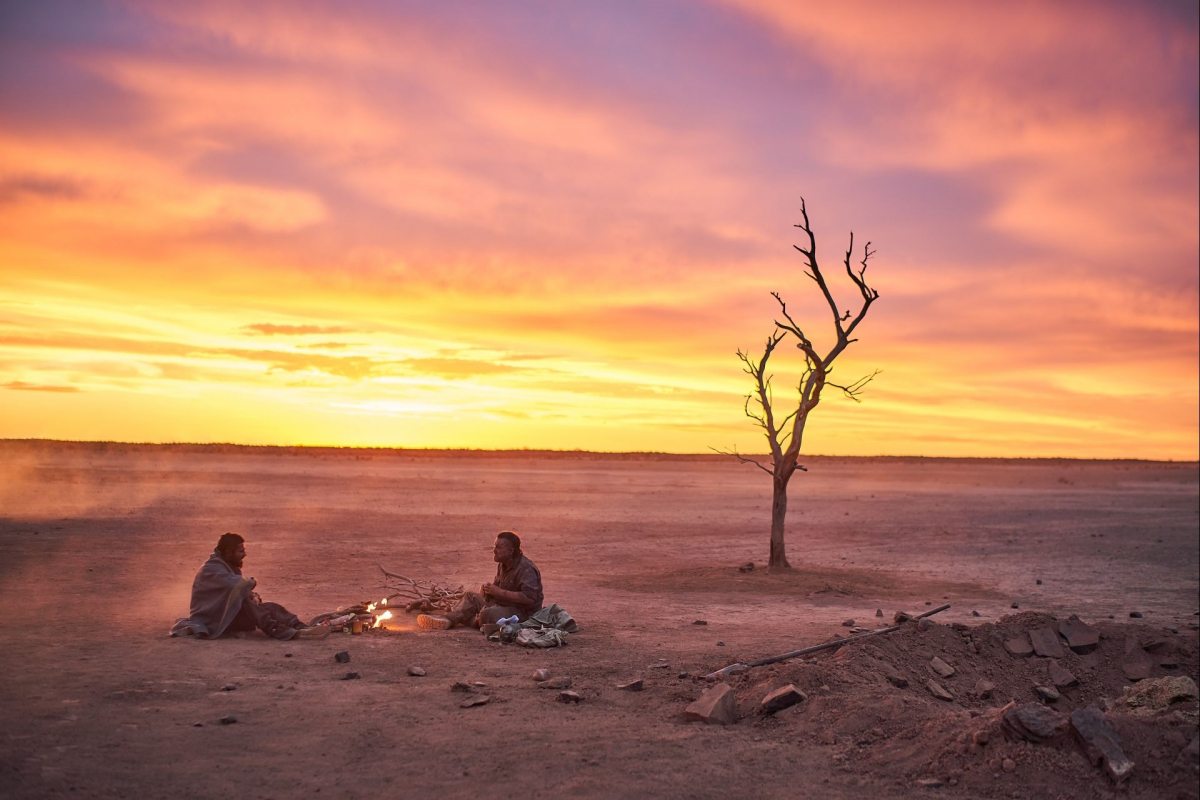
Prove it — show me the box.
[309,596,394,634]
[376,564,465,614]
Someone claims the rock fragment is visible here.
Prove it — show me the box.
[1121,650,1156,682]
[929,657,955,678]
[1048,661,1077,688]
[221,684,236,692]
[842,619,855,627]
[926,680,954,701]
[407,666,426,677]
[974,679,995,699]
[450,681,474,693]
[460,695,490,708]
[875,609,883,617]
[1035,686,1060,702]
[532,668,551,682]
[685,683,738,725]
[219,715,237,725]
[1003,633,1033,657]
[1058,615,1100,654]
[692,620,707,625]
[617,679,644,692]
[1118,675,1198,714]
[1002,703,1069,743]
[538,677,572,690]
[1129,611,1143,618]
[1175,735,1199,773]
[1070,707,1134,783]
[559,690,582,703]
[1001,758,1016,772]
[971,610,981,617]
[738,562,754,572]
[334,651,351,664]
[1029,627,1066,658]
[341,672,360,680]
[760,684,806,714]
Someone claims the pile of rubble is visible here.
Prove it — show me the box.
[685,611,1199,798]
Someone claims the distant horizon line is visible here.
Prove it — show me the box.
[1,438,1194,465]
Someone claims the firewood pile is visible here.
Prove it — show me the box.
[377,564,465,614]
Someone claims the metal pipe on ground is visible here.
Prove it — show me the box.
[704,603,952,679]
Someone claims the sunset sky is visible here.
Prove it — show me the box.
[1,1,1197,459]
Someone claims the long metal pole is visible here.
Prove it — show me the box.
[705,603,951,679]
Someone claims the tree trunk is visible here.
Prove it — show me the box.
[768,473,791,569]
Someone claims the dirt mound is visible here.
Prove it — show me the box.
[722,614,1199,798]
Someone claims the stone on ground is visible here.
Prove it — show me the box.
[1048,661,1077,688]
[1004,633,1034,657]
[407,666,426,677]
[460,695,490,708]
[1058,615,1100,653]
[1029,627,1066,658]
[761,684,806,714]
[617,679,644,692]
[1118,675,1199,715]
[559,690,582,703]
[532,668,551,682]
[1035,685,1060,702]
[974,679,995,699]
[1002,703,1069,743]
[929,656,955,678]
[685,683,738,725]
[1070,707,1134,783]
[926,679,954,701]
[538,677,572,690]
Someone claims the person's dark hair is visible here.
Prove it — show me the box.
[497,530,521,557]
[216,532,244,554]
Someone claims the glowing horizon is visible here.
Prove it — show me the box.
[1,2,1197,460]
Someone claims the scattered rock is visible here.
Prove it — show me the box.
[407,666,426,677]
[972,729,989,746]
[842,619,855,627]
[914,778,944,788]
[559,690,582,703]
[472,681,487,687]
[1048,661,1078,688]
[1129,611,1143,618]
[284,653,293,658]
[692,620,708,625]
[1142,639,1175,656]
[334,651,351,664]
[677,672,689,680]
[875,609,883,617]
[532,668,551,682]
[971,610,981,617]
[974,680,995,699]
[460,695,490,708]
[451,681,474,693]
[219,715,237,725]
[1071,706,1134,783]
[716,642,725,647]
[926,680,954,701]
[538,677,573,690]
[929,656,955,678]
[738,562,755,573]
[885,672,909,689]
[1118,675,1198,714]
[1011,601,1019,609]
[1058,615,1100,654]
[192,722,203,728]
[220,683,236,692]
[617,679,644,692]
[1121,650,1157,682]
[1029,627,1066,659]
[1003,634,1034,657]
[341,672,360,680]
[917,618,934,632]
[894,611,913,624]
[1035,686,1060,702]
[650,662,670,669]
[1002,758,1016,772]
[685,683,738,725]
[1002,703,1069,743]
[761,684,806,714]
[1035,579,1042,585]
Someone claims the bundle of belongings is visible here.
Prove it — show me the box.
[486,604,579,648]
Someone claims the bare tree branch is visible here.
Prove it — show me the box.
[709,446,774,476]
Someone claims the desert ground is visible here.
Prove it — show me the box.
[0,441,1197,799]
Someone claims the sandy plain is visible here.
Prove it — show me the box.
[0,441,1197,799]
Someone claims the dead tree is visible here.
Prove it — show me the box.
[716,200,880,569]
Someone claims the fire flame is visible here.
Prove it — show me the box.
[372,610,393,628]
[366,601,377,613]
[380,597,387,606]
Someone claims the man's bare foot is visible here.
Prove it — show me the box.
[417,614,453,630]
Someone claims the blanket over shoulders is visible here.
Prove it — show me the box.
[169,551,254,638]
